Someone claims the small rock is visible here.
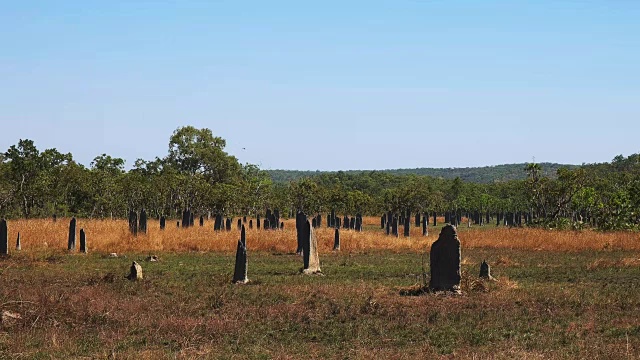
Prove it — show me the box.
[126,261,143,281]
[146,255,159,262]
[1,310,21,327]
[109,253,118,258]
[479,260,496,281]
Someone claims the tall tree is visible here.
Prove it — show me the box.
[167,126,241,184]
[3,140,71,217]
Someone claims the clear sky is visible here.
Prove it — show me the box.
[1,1,638,170]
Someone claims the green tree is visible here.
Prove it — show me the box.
[289,178,322,214]
[90,154,126,218]
[167,126,241,184]
[3,139,71,217]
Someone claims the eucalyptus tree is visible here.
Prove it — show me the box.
[55,160,92,217]
[90,154,126,218]
[165,126,244,214]
[0,158,13,215]
[3,139,72,218]
[289,178,322,214]
[345,190,373,216]
[237,163,272,217]
[167,126,242,184]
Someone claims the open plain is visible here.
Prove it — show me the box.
[1,218,640,359]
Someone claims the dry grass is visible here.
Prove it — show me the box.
[587,257,640,270]
[4,217,640,255]
[461,227,640,251]
[2,217,640,358]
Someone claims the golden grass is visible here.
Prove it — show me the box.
[3,216,640,255]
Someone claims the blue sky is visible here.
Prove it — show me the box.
[1,1,638,170]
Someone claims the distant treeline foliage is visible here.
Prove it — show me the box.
[0,126,638,231]
[266,163,578,184]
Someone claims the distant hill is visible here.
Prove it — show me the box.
[266,163,579,184]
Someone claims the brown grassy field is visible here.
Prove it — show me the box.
[1,217,640,359]
[4,217,640,255]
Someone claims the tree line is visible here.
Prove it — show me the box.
[267,162,577,184]
[1,126,638,230]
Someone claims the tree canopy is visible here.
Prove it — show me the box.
[1,127,639,231]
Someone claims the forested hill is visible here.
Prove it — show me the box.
[266,163,579,183]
